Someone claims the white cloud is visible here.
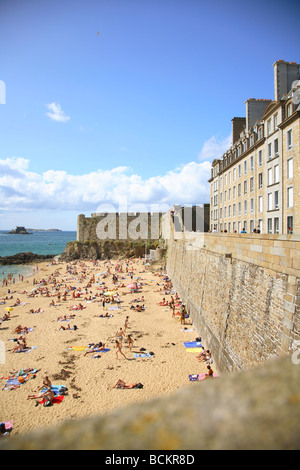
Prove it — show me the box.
[198,134,231,162]
[46,102,70,122]
[1,134,228,228]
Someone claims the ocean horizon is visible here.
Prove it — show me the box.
[0,230,76,283]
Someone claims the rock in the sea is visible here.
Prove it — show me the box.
[0,252,55,265]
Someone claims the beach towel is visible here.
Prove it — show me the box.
[134,353,154,358]
[184,342,203,348]
[67,346,87,351]
[2,369,38,391]
[189,373,219,382]
[39,395,64,405]
[41,385,67,396]
[14,346,38,354]
[185,348,203,353]
[109,307,120,310]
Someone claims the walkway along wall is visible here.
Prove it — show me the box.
[162,213,300,372]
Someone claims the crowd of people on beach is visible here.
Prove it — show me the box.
[0,256,216,436]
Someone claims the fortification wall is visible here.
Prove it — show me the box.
[163,213,300,372]
[77,213,162,243]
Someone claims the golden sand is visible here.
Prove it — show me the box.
[0,258,210,437]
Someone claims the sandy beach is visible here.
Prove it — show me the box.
[0,258,214,438]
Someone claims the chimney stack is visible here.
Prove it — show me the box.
[273,60,300,101]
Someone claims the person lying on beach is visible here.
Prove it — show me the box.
[84,342,106,356]
[57,314,76,322]
[29,308,43,314]
[27,386,54,405]
[11,337,28,353]
[14,325,31,334]
[112,379,143,389]
[94,313,113,318]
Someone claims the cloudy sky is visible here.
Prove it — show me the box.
[0,0,299,230]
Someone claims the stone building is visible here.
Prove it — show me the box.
[209,60,300,234]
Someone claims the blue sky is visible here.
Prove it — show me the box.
[0,0,299,230]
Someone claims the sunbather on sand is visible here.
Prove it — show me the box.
[112,379,142,389]
[27,386,54,404]
[84,342,106,356]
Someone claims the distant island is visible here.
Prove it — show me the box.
[7,226,61,234]
[26,228,62,232]
[7,226,32,235]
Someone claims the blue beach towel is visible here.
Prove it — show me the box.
[184,342,203,348]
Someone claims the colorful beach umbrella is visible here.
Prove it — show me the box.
[5,307,13,312]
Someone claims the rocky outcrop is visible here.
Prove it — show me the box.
[0,252,55,265]
[0,356,299,450]
[60,240,159,261]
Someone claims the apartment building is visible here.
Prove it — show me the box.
[209,60,300,234]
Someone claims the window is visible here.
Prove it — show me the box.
[274,139,279,156]
[258,219,263,233]
[250,177,254,192]
[287,187,293,207]
[238,164,241,178]
[274,165,279,184]
[232,222,236,232]
[258,150,263,166]
[233,186,236,199]
[244,200,247,215]
[250,220,254,233]
[228,205,231,217]
[267,119,272,136]
[238,183,241,197]
[268,143,272,160]
[287,129,292,149]
[250,156,254,171]
[228,188,231,201]
[244,180,247,194]
[268,218,273,234]
[268,168,273,186]
[233,168,236,181]
[224,191,227,202]
[287,159,293,179]
[224,206,227,218]
[233,204,236,216]
[274,190,279,209]
[287,103,292,117]
[244,160,247,175]
[274,218,279,234]
[238,202,241,216]
[268,193,273,211]
[250,198,254,214]
[274,113,278,129]
[258,173,263,189]
[259,196,263,213]
[258,128,262,140]
[238,221,241,233]
[287,216,293,234]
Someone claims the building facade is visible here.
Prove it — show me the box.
[209,60,300,234]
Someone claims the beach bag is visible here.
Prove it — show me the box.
[43,400,53,407]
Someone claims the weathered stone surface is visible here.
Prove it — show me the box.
[0,252,55,265]
[1,356,299,450]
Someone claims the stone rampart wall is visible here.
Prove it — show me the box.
[163,213,300,372]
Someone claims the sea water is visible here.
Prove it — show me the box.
[0,230,76,283]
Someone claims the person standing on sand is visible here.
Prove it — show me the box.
[116,327,125,344]
[127,334,134,351]
[115,339,127,359]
